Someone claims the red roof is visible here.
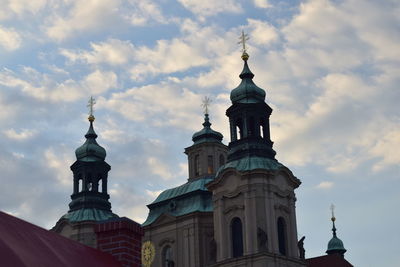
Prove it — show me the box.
[0,211,121,267]
[307,254,353,267]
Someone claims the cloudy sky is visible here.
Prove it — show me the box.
[0,0,399,266]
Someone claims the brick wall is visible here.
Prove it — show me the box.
[95,217,143,267]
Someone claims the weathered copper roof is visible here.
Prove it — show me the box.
[75,121,106,162]
[217,156,284,176]
[142,178,213,226]
[230,59,266,104]
[60,208,119,223]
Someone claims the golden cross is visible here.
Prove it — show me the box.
[330,204,335,218]
[201,96,212,114]
[238,30,249,52]
[87,96,96,117]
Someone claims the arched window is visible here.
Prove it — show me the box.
[194,155,201,176]
[259,118,264,138]
[236,119,243,140]
[99,178,103,192]
[162,246,174,267]
[231,217,243,257]
[219,154,225,167]
[277,217,287,255]
[78,179,83,192]
[207,155,214,174]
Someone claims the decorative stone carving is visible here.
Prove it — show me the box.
[298,236,305,259]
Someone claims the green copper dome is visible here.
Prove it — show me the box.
[230,57,266,104]
[75,120,106,162]
[326,219,347,255]
[192,114,223,145]
[327,236,346,254]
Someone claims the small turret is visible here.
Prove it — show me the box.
[326,205,347,257]
[185,97,228,181]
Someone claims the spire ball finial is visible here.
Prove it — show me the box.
[87,96,96,122]
[238,30,250,61]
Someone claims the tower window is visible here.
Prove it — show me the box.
[207,156,214,174]
[235,119,243,140]
[231,217,244,257]
[277,217,287,255]
[162,245,174,267]
[194,155,201,176]
[78,179,83,192]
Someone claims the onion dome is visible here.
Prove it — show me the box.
[326,215,347,256]
[75,115,106,162]
[192,113,223,145]
[230,52,266,104]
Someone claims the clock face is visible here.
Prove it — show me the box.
[141,241,155,266]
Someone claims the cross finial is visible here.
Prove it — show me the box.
[238,30,250,60]
[87,96,96,121]
[238,30,249,52]
[201,96,212,114]
[330,204,336,221]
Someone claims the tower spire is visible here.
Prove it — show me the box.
[225,32,276,162]
[326,204,347,257]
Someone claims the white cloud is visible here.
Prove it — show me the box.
[125,0,167,26]
[146,189,163,199]
[0,0,47,20]
[101,82,203,130]
[315,181,334,189]
[248,19,279,46]
[253,0,271,9]
[84,70,118,94]
[130,38,209,79]
[370,127,400,171]
[178,0,242,18]
[3,128,37,140]
[0,68,117,102]
[45,0,121,41]
[60,39,136,66]
[44,146,74,187]
[0,25,22,50]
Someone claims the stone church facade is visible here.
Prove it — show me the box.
[142,51,306,267]
[47,48,351,267]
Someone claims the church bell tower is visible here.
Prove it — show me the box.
[207,34,306,267]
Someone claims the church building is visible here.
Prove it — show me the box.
[142,47,309,267]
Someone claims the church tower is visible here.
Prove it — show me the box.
[142,107,228,267]
[53,98,144,267]
[326,206,347,257]
[53,103,118,247]
[207,44,306,266]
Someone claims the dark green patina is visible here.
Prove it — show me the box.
[60,208,118,223]
[216,156,284,176]
[192,114,223,145]
[142,178,213,226]
[63,118,117,223]
[326,220,347,256]
[75,121,106,162]
[230,60,266,104]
